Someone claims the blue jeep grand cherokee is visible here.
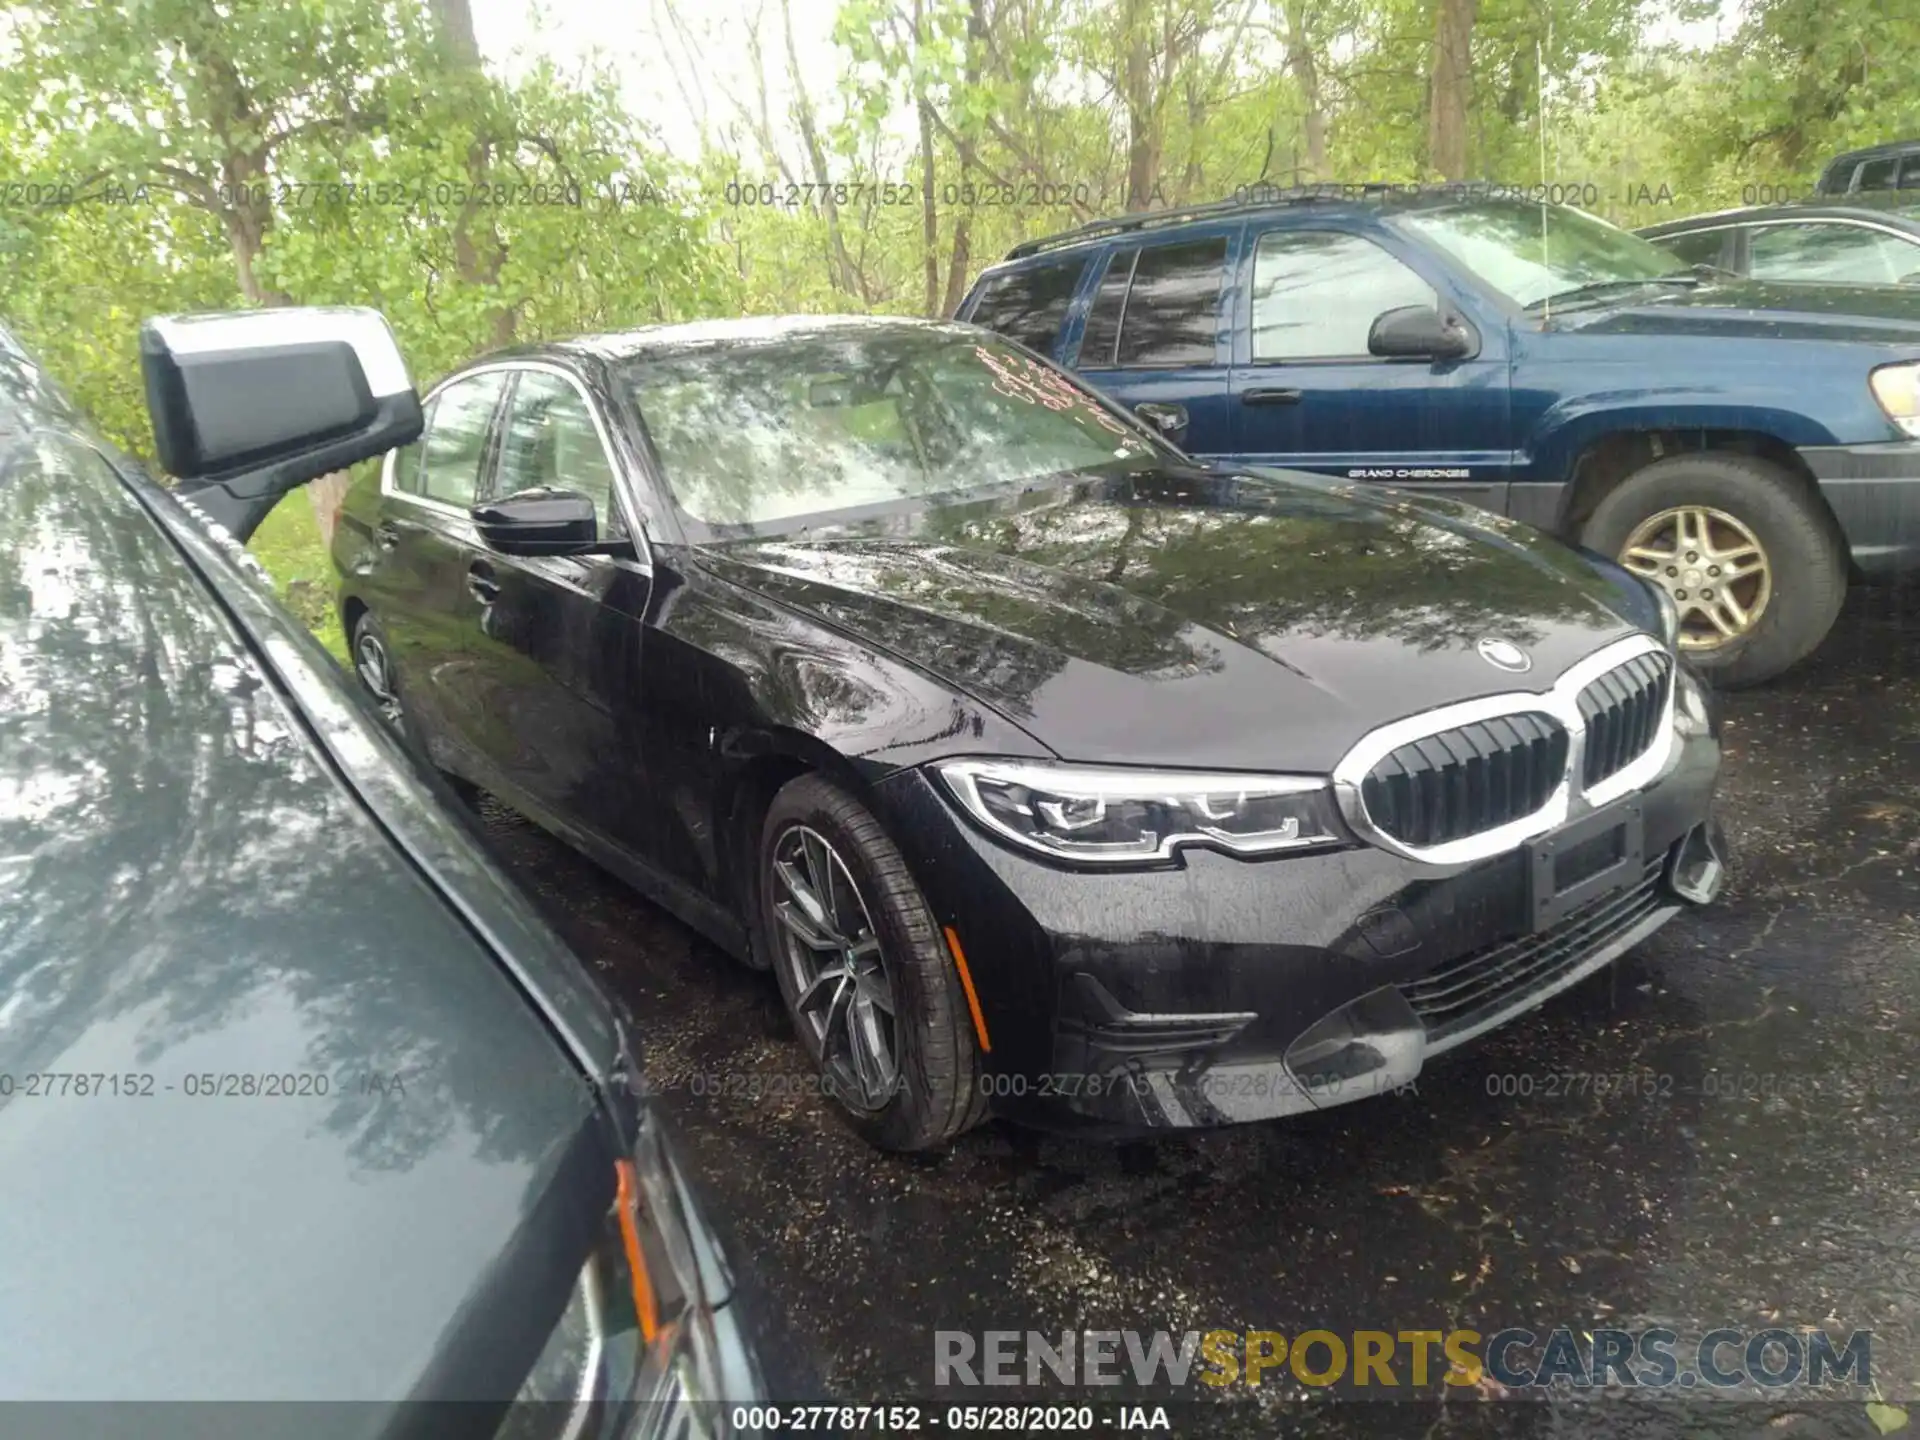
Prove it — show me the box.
[957,187,1920,685]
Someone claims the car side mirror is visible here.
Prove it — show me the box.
[139,306,421,543]
[472,488,604,556]
[1368,305,1476,361]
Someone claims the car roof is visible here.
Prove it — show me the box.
[1825,137,1920,167]
[476,313,983,368]
[1640,196,1920,236]
[982,183,1546,271]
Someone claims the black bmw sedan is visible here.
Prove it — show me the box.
[0,310,776,1435]
[330,315,1727,1152]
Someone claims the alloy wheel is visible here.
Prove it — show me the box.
[769,824,901,1112]
[353,630,405,729]
[1618,505,1773,651]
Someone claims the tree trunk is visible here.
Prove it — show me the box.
[782,0,862,298]
[1281,0,1327,181]
[912,0,939,317]
[1121,0,1159,211]
[918,97,940,317]
[938,0,986,318]
[432,0,516,348]
[1428,0,1478,180]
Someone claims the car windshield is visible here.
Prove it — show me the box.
[1396,199,1698,310]
[623,325,1163,536]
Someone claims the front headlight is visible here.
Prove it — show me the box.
[933,758,1348,864]
[1869,361,1920,439]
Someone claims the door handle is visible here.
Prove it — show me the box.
[1134,401,1189,439]
[374,520,402,550]
[1242,388,1303,406]
[466,562,500,605]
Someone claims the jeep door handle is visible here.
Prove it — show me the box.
[466,562,500,605]
[374,520,402,550]
[1242,388,1303,406]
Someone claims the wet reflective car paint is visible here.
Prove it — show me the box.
[697,462,1644,771]
[0,434,607,1407]
[0,346,784,1431]
[336,318,1719,1133]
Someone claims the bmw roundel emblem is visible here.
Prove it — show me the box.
[1476,637,1532,673]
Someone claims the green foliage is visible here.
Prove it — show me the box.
[4,0,1920,649]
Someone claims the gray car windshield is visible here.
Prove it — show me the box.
[625,327,1161,534]
[1397,200,1698,310]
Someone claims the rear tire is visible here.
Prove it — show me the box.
[757,774,987,1153]
[350,610,477,804]
[1580,452,1847,687]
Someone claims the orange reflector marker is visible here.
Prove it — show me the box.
[942,926,992,1054]
[613,1159,660,1343]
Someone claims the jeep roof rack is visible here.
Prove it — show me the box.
[1001,180,1499,261]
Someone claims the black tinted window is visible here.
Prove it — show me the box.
[967,261,1083,355]
[497,371,620,530]
[1251,231,1437,360]
[1115,238,1227,368]
[417,372,506,508]
[1856,157,1899,192]
[1076,251,1135,367]
[1654,228,1729,269]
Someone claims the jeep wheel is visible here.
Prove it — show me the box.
[1581,453,1847,687]
[757,774,987,1153]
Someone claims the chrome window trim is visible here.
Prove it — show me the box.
[1330,632,1676,868]
[382,359,654,570]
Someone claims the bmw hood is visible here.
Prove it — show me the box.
[697,465,1646,772]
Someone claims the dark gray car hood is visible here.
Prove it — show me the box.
[0,441,603,1404]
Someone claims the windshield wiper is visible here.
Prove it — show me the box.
[1526,274,1702,311]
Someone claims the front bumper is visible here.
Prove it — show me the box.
[1799,441,1920,578]
[870,721,1722,1133]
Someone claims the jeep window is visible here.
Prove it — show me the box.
[1076,250,1136,367]
[1397,199,1695,311]
[415,371,506,509]
[1747,223,1920,285]
[967,261,1084,356]
[1114,238,1227,367]
[1251,231,1438,361]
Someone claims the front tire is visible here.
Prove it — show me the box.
[1580,452,1847,687]
[757,774,987,1152]
[350,610,478,807]
[350,611,409,733]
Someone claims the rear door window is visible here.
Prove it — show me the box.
[1747,223,1918,284]
[1112,237,1228,367]
[1076,250,1136,368]
[966,260,1085,356]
